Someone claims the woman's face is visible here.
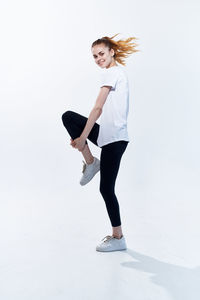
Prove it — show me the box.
[91,43,115,69]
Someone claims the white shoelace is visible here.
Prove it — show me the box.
[101,235,113,242]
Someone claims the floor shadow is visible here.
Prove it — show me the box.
[121,248,200,300]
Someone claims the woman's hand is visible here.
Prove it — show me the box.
[70,137,86,152]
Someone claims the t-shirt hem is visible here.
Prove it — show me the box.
[97,138,130,148]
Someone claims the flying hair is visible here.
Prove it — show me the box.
[91,33,140,66]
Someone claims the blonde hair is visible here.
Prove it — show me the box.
[91,33,140,66]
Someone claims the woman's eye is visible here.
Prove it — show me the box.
[94,53,104,58]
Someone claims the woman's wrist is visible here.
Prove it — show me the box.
[80,134,87,140]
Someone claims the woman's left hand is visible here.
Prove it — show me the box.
[70,136,86,152]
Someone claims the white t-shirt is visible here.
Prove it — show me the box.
[96,65,130,147]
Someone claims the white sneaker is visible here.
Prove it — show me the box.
[80,157,100,186]
[96,235,127,252]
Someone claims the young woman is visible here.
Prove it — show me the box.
[61,34,139,252]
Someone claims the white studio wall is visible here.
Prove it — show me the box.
[0,1,200,299]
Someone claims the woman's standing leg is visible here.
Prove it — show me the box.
[99,141,129,238]
[61,110,100,163]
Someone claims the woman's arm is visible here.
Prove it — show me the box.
[71,86,111,151]
[80,86,111,140]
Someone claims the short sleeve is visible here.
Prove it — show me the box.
[99,68,118,89]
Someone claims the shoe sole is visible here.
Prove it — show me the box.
[96,247,127,252]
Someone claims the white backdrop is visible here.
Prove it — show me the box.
[0,0,200,299]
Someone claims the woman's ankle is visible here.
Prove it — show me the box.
[112,234,123,239]
[86,156,94,164]
[81,144,94,164]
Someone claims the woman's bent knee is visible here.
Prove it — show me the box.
[61,110,74,125]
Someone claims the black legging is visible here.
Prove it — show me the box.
[61,110,129,227]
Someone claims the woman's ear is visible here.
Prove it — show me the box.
[110,48,115,57]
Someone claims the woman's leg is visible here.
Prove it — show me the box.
[61,110,100,163]
[99,141,128,238]
[81,144,95,164]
